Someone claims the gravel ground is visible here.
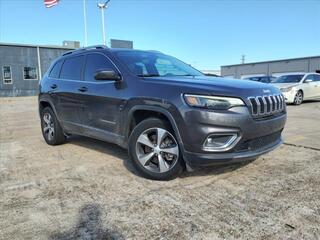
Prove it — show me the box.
[0,97,319,240]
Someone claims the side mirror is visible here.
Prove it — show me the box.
[304,79,313,83]
[94,69,121,81]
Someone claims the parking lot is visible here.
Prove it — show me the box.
[0,96,319,239]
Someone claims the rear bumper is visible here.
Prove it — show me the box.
[183,137,282,167]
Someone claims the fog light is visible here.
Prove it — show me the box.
[203,133,239,151]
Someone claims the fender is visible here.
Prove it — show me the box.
[125,105,185,151]
[38,96,60,121]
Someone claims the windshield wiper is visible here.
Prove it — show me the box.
[137,74,160,77]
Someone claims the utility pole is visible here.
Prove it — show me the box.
[97,1,110,46]
[241,54,246,64]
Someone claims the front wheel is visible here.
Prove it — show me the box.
[128,118,184,180]
[293,90,303,105]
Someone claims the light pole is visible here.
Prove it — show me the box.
[97,0,110,46]
[83,0,88,46]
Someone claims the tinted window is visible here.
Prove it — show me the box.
[245,77,259,81]
[260,77,270,83]
[85,53,116,81]
[270,77,277,82]
[314,74,320,81]
[304,74,314,81]
[49,60,63,78]
[60,56,84,80]
[274,75,304,83]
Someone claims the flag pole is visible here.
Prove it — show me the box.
[83,0,88,47]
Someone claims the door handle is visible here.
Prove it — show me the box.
[50,84,57,89]
[78,86,88,92]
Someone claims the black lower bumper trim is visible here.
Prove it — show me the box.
[182,138,282,168]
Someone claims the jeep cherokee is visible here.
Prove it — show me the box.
[39,45,287,180]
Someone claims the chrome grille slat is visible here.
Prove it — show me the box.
[248,94,285,118]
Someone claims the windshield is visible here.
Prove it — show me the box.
[115,51,203,77]
[274,74,304,83]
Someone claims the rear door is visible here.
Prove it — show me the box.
[54,55,85,133]
[79,52,124,142]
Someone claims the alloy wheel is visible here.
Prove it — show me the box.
[43,113,55,141]
[135,128,179,173]
[294,91,303,105]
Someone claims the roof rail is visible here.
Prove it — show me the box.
[148,50,162,54]
[62,45,108,56]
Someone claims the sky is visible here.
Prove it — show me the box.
[0,0,319,70]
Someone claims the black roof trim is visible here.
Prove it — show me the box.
[62,45,108,56]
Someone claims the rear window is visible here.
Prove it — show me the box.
[49,60,63,78]
[60,55,84,80]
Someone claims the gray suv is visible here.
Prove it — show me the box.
[39,46,287,180]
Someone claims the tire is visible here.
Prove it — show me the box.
[40,107,66,145]
[128,118,184,180]
[293,90,303,105]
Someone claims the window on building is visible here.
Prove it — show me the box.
[23,67,38,80]
[2,66,12,84]
[60,56,84,80]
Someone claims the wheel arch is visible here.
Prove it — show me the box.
[38,99,59,120]
[126,105,184,150]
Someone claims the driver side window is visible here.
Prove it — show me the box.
[85,53,116,81]
[304,75,314,82]
[314,75,320,81]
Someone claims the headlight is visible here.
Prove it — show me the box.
[184,94,245,110]
[280,87,293,92]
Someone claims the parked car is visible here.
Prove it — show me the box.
[244,76,276,83]
[271,73,320,105]
[39,46,287,180]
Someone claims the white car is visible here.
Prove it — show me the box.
[271,73,320,105]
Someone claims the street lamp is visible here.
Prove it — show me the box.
[97,0,110,46]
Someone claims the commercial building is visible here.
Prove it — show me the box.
[0,42,75,97]
[0,39,133,97]
[221,56,320,79]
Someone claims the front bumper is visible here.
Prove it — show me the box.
[177,105,287,167]
[183,137,282,167]
[281,90,297,103]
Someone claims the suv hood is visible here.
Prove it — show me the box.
[144,76,280,97]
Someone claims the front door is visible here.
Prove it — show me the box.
[79,52,125,143]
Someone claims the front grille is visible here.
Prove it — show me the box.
[234,130,282,152]
[248,94,285,118]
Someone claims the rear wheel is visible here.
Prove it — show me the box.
[40,107,66,145]
[128,118,184,180]
[293,90,303,105]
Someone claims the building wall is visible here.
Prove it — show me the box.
[221,56,320,79]
[0,45,71,97]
